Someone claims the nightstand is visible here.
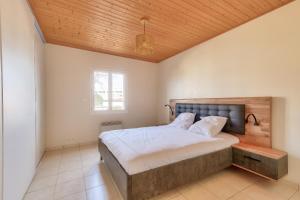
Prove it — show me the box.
[232,143,288,180]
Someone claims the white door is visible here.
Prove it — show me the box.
[1,1,36,199]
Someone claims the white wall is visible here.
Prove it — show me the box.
[157,1,300,184]
[45,44,158,149]
[34,27,46,166]
[0,0,45,199]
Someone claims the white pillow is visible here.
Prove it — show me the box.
[169,112,196,129]
[188,116,228,137]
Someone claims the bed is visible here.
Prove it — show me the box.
[98,103,245,200]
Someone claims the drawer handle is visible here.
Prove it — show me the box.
[243,155,261,162]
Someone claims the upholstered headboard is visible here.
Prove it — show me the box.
[170,97,272,147]
[175,103,245,135]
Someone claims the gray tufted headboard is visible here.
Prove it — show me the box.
[175,103,245,135]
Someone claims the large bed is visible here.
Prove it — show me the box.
[98,103,245,200]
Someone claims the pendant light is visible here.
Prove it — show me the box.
[135,17,154,55]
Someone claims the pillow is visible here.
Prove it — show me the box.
[169,112,196,129]
[188,116,228,137]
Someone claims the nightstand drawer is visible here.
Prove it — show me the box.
[232,148,287,180]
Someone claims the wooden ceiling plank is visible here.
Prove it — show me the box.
[208,0,252,21]
[35,9,198,52]
[264,0,284,8]
[119,0,227,33]
[33,3,205,50]
[179,0,238,27]
[187,0,244,25]
[45,26,181,53]
[47,38,162,62]
[114,0,218,33]
[47,33,174,59]
[75,0,216,38]
[47,0,209,43]
[32,0,246,47]
[43,25,184,53]
[154,0,230,31]
[252,0,277,10]
[28,0,294,62]
[245,0,271,14]
[224,0,260,17]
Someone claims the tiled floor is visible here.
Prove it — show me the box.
[24,144,299,200]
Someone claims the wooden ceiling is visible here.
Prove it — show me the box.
[28,0,293,63]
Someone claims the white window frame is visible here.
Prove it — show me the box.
[91,70,127,113]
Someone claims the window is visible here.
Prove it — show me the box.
[93,71,125,111]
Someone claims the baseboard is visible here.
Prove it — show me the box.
[45,140,98,151]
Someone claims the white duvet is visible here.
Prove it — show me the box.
[99,125,239,175]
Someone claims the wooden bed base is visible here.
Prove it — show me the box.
[98,139,232,200]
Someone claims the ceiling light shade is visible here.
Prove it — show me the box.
[135,17,154,55]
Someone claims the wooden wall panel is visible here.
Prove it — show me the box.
[27,0,293,62]
[169,97,272,148]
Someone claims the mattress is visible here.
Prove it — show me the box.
[99,125,239,175]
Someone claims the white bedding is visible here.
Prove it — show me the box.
[99,125,239,175]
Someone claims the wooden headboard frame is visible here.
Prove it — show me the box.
[169,97,272,148]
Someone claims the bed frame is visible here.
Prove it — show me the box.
[98,97,272,200]
[99,140,232,200]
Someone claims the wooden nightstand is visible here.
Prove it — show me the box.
[232,143,288,180]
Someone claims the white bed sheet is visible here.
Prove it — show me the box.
[99,125,239,175]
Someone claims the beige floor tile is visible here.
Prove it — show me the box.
[61,152,81,160]
[225,167,262,183]
[62,146,80,153]
[31,145,300,200]
[228,191,258,200]
[59,160,82,172]
[150,189,181,200]
[62,147,80,154]
[276,179,299,191]
[81,148,98,154]
[80,152,99,160]
[44,150,62,158]
[179,181,219,200]
[79,143,98,151]
[24,186,55,200]
[83,163,108,177]
[61,155,81,163]
[86,185,119,200]
[290,191,300,200]
[54,178,85,199]
[56,192,87,200]
[84,171,113,190]
[81,153,99,160]
[39,159,61,169]
[199,168,258,200]
[28,175,58,192]
[62,150,81,156]
[255,179,298,199]
[80,147,98,154]
[171,196,187,200]
[229,179,298,200]
[57,169,84,184]
[80,145,98,152]
[82,157,100,167]
[35,166,59,179]
[43,152,62,158]
[82,151,99,157]
[42,154,62,161]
